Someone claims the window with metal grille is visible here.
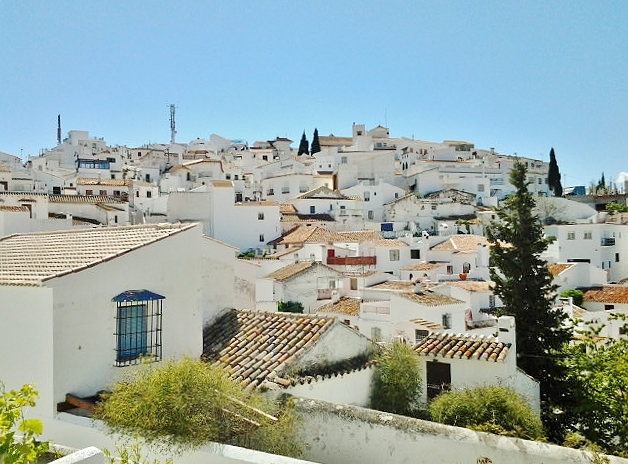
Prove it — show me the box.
[113,290,164,367]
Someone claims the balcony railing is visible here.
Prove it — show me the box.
[601,237,616,246]
[327,256,376,266]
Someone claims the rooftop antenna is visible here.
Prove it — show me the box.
[169,104,177,144]
[57,114,61,145]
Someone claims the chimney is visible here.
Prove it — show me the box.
[498,316,516,371]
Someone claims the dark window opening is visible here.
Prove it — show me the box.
[113,290,163,367]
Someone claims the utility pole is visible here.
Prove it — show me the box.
[169,104,177,144]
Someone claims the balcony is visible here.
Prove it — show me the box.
[601,237,616,247]
[327,256,376,266]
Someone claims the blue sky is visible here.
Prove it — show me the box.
[1,1,627,188]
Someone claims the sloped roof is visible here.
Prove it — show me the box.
[49,195,127,204]
[445,281,495,292]
[368,281,415,292]
[583,286,628,304]
[414,332,511,362]
[202,309,369,389]
[409,318,445,331]
[431,235,489,252]
[265,261,315,281]
[402,261,447,271]
[398,291,465,307]
[364,238,408,248]
[295,185,349,200]
[0,206,29,213]
[317,297,361,316]
[0,223,196,285]
[77,178,132,187]
[273,226,382,246]
[548,263,574,276]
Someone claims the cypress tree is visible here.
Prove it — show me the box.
[310,128,321,155]
[547,148,563,197]
[486,160,572,440]
[297,131,309,156]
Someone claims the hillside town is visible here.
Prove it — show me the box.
[2,123,628,463]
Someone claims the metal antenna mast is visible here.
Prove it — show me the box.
[169,104,177,144]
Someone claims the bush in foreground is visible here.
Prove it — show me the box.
[428,385,543,440]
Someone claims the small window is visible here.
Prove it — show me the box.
[146,191,152,198]
[415,329,429,343]
[489,295,496,308]
[567,232,575,240]
[310,206,315,214]
[447,265,453,274]
[389,249,400,261]
[431,205,437,210]
[259,234,265,242]
[605,304,615,311]
[267,188,274,196]
[442,313,452,330]
[343,319,350,325]
[477,184,485,192]
[371,327,382,341]
[350,278,358,290]
[226,174,231,180]
[86,189,93,195]
[341,157,348,164]
[113,290,164,367]
[258,212,264,220]
[584,232,592,240]
[368,210,374,220]
[364,192,370,202]
[616,253,620,263]
[411,249,420,259]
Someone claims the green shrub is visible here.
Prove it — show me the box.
[560,289,584,306]
[0,382,49,464]
[95,357,302,457]
[428,385,543,440]
[370,342,423,417]
[277,301,304,314]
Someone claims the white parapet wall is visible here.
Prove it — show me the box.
[294,398,628,464]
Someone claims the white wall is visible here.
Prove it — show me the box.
[46,225,204,409]
[0,286,55,416]
[286,367,373,407]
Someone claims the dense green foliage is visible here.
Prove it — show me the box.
[310,128,321,155]
[547,148,563,197]
[297,131,309,156]
[485,160,573,440]
[277,301,304,314]
[428,385,544,440]
[606,201,628,214]
[96,357,302,457]
[370,342,423,417]
[560,316,628,456]
[0,383,49,464]
[560,289,584,306]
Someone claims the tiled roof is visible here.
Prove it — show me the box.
[265,261,315,281]
[49,195,127,204]
[402,261,446,271]
[398,291,465,306]
[281,212,335,223]
[265,246,303,259]
[369,281,415,292]
[280,204,297,214]
[445,281,495,292]
[409,318,445,331]
[0,223,196,285]
[202,309,368,389]
[548,263,574,276]
[583,286,628,304]
[77,178,132,187]
[211,180,233,188]
[0,206,29,212]
[365,238,408,248]
[414,332,511,362]
[295,186,349,200]
[431,235,489,252]
[317,297,361,316]
[274,226,382,246]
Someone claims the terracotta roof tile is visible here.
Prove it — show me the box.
[583,285,628,304]
[77,178,132,187]
[414,332,511,362]
[431,235,489,252]
[317,297,361,316]
[402,261,447,271]
[409,318,445,331]
[265,261,315,281]
[369,281,415,292]
[202,309,363,389]
[548,263,574,276]
[398,291,465,306]
[49,195,127,204]
[0,206,29,213]
[445,281,495,292]
[0,223,196,284]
